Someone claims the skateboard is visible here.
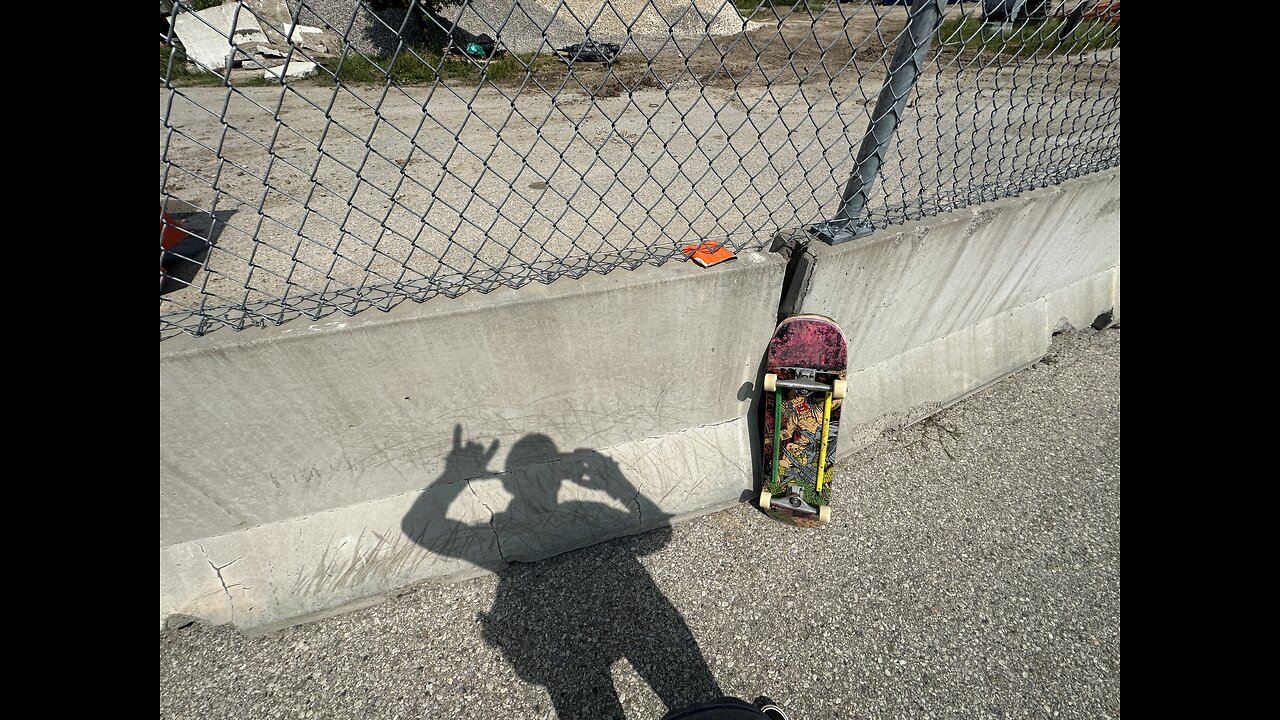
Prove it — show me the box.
[758,314,848,527]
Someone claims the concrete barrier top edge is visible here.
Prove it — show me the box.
[806,167,1120,258]
[161,250,787,359]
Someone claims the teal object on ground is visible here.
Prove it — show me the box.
[465,42,485,58]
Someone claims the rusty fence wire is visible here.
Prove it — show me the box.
[160,0,1119,338]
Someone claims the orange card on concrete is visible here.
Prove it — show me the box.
[681,241,736,268]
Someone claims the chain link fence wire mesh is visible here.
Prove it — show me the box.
[160,0,1119,339]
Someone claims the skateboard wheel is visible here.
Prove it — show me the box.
[763,373,777,393]
[832,379,847,400]
[818,505,831,523]
[758,489,772,510]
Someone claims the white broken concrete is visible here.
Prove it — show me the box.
[173,4,269,72]
[263,60,319,81]
[281,23,326,39]
[278,24,331,53]
[253,44,288,58]
[241,59,283,71]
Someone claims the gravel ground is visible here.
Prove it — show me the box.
[160,326,1120,719]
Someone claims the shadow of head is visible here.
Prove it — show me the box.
[505,433,558,472]
[434,428,630,494]
[504,434,635,502]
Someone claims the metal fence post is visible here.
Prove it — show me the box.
[810,0,946,245]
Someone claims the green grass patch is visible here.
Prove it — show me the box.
[938,16,1120,56]
[160,44,224,86]
[320,49,547,86]
[161,45,284,88]
[735,0,827,18]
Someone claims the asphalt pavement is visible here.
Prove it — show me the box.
[160,327,1120,720]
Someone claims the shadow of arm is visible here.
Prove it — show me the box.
[577,451,672,538]
[400,425,501,567]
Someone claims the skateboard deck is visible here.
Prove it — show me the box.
[758,314,848,527]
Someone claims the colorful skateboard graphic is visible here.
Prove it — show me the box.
[758,314,848,527]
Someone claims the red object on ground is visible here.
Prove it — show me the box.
[161,210,187,251]
[1083,0,1120,23]
[681,241,736,268]
[161,210,190,281]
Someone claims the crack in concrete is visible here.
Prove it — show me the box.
[198,543,244,607]
[625,417,741,448]
[466,480,506,563]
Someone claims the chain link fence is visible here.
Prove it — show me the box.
[160,0,1119,339]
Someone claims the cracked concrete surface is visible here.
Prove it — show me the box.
[198,544,245,606]
[467,479,507,563]
[208,559,242,602]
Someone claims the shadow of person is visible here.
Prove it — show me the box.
[402,426,722,719]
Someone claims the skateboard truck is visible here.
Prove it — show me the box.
[768,482,819,516]
[770,367,834,395]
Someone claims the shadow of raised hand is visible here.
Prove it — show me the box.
[443,424,500,481]
[399,424,504,570]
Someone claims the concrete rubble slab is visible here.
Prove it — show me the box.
[172,4,269,72]
[240,59,283,70]
[252,44,289,58]
[263,60,319,81]
[283,25,334,56]
[281,23,326,38]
